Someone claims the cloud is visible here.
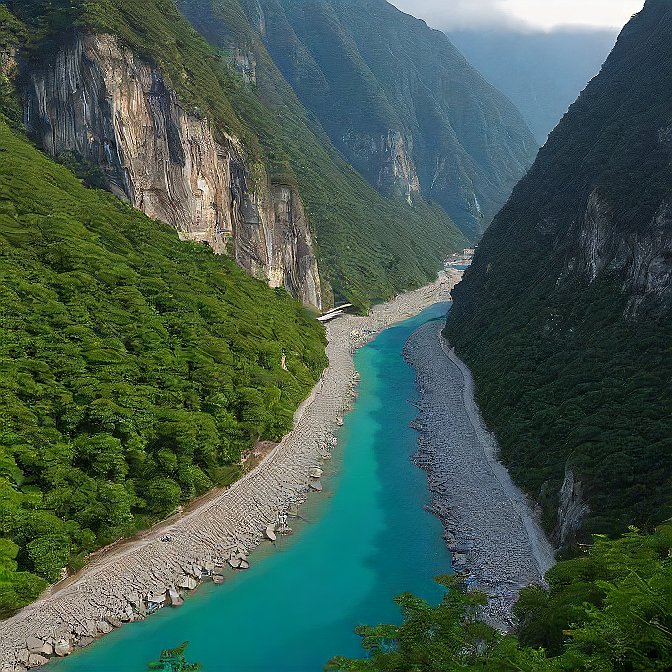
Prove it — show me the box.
[389,0,645,32]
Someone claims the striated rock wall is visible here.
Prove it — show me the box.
[343,129,421,202]
[553,468,589,549]
[564,189,672,318]
[22,33,322,309]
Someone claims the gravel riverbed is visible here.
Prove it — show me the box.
[404,320,555,630]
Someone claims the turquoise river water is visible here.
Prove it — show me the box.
[52,302,452,672]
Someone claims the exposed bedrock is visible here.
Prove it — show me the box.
[22,33,322,309]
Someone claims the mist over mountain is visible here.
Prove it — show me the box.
[449,28,618,144]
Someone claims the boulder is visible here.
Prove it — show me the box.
[54,638,73,656]
[78,636,94,648]
[97,620,113,634]
[309,480,323,492]
[178,575,198,590]
[168,587,184,607]
[40,643,53,656]
[25,639,43,655]
[26,655,48,669]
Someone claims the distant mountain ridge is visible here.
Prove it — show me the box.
[450,28,618,144]
[446,0,672,541]
[242,0,538,240]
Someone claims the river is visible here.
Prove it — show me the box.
[51,302,453,672]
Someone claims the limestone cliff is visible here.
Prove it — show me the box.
[251,0,537,240]
[343,129,420,202]
[568,190,672,319]
[553,469,589,548]
[22,33,322,309]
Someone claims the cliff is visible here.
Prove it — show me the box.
[22,32,323,309]
[445,0,672,541]
[6,0,469,310]
[244,0,538,240]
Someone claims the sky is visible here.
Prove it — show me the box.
[388,0,646,32]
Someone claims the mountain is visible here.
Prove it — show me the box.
[0,0,534,617]
[2,0,470,311]
[0,103,329,614]
[445,0,672,543]
[449,29,619,145]
[236,0,538,240]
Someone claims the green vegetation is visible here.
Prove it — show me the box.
[0,117,327,615]
[0,4,25,125]
[445,0,672,538]
[148,642,201,671]
[6,0,467,309]
[249,0,537,239]
[329,525,672,671]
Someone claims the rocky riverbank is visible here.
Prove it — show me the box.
[0,273,458,671]
[404,321,555,630]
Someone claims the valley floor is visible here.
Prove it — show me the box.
[0,273,459,670]
[405,322,555,630]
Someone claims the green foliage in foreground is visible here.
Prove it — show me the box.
[329,525,672,671]
[0,117,327,615]
[148,642,201,671]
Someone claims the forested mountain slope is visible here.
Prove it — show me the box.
[2,0,467,310]
[0,110,329,615]
[235,0,538,240]
[446,0,672,542]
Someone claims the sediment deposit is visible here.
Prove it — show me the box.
[405,321,555,630]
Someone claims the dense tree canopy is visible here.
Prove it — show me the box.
[0,116,327,615]
[329,525,672,672]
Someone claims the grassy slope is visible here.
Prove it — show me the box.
[445,0,672,537]
[0,116,327,614]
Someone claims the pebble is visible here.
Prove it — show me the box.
[404,321,556,630]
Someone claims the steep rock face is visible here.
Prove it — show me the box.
[248,0,537,240]
[343,129,420,201]
[22,33,322,308]
[553,469,589,548]
[445,0,672,538]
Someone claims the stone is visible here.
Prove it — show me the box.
[178,575,198,590]
[97,620,113,634]
[26,655,48,669]
[24,640,43,655]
